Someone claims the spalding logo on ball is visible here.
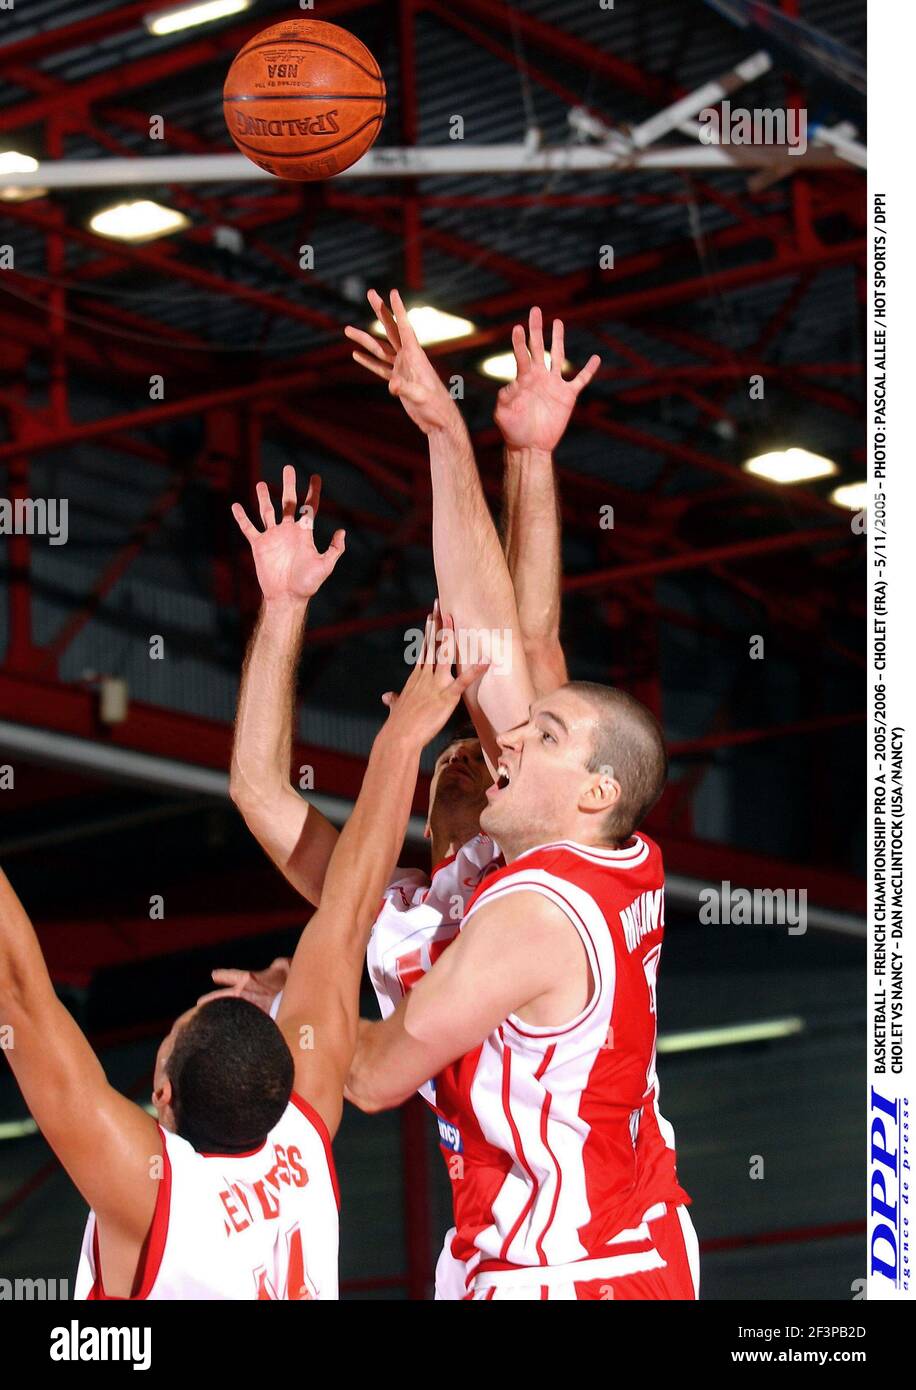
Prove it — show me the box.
[224,19,386,181]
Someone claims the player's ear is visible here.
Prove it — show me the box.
[582,766,621,815]
[152,1076,173,1111]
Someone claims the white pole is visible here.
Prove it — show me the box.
[0,144,850,190]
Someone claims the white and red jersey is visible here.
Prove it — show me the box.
[75,1094,340,1301]
[432,833,691,1285]
[366,834,502,1105]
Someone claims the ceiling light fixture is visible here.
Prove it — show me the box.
[89,200,190,242]
[742,447,838,485]
[372,305,475,346]
[145,0,251,39]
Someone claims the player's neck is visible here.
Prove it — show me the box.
[429,828,472,868]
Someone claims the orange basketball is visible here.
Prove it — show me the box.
[223,19,386,182]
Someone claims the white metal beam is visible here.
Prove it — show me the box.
[0,143,851,191]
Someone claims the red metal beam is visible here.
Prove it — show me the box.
[0,669,398,808]
[34,468,195,676]
[0,2,153,69]
[653,828,865,914]
[0,0,369,133]
[669,711,864,758]
[451,0,675,103]
[564,524,850,594]
[1,198,342,337]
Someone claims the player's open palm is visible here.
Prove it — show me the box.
[232,466,345,602]
[495,307,601,453]
[383,608,487,747]
[345,288,458,436]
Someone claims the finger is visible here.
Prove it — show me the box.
[256,480,276,529]
[231,502,259,543]
[352,350,394,382]
[319,528,346,573]
[550,319,565,373]
[455,660,489,694]
[528,305,545,362]
[281,463,297,519]
[211,968,249,986]
[511,323,531,377]
[368,288,402,351]
[422,610,436,665]
[302,473,321,524]
[436,611,457,671]
[344,324,396,362]
[571,353,602,395]
[390,288,419,348]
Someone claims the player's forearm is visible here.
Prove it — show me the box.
[230,596,308,809]
[345,1015,425,1113]
[319,723,421,943]
[0,869,55,1024]
[428,420,534,730]
[278,725,421,1055]
[502,445,568,692]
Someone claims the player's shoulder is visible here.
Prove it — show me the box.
[469,834,663,915]
[502,831,661,877]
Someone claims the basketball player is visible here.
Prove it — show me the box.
[341,291,697,1300]
[0,600,477,1299]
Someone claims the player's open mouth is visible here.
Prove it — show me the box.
[487,763,511,798]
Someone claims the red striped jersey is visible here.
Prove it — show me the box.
[433,832,690,1276]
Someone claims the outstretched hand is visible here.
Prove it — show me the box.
[382,607,487,749]
[232,466,345,603]
[494,306,600,453]
[345,289,460,437]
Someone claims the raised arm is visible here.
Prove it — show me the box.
[346,290,533,747]
[497,308,599,696]
[230,467,345,905]
[276,612,484,1136]
[0,869,161,1266]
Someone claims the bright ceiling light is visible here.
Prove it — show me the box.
[0,151,38,175]
[479,350,571,381]
[145,0,251,37]
[89,200,190,242]
[372,305,475,346]
[742,447,838,484]
[0,151,46,201]
[830,480,867,511]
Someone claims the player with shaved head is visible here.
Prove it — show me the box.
[343,292,696,1301]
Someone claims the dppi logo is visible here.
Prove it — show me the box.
[870,1086,901,1285]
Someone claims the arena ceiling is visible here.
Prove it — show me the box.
[0,0,866,976]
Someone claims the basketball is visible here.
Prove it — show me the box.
[223,19,386,182]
